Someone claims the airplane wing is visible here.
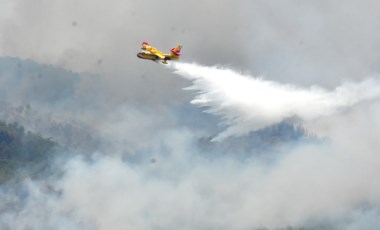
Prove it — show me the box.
[139,42,168,61]
[151,50,165,59]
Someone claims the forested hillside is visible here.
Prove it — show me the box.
[0,121,57,183]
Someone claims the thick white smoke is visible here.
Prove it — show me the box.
[2,0,380,229]
[1,58,380,229]
[171,62,380,140]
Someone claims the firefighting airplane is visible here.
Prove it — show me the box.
[137,42,182,64]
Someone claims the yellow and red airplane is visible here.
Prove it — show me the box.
[137,42,182,64]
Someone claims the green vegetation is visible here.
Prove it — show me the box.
[198,122,315,159]
[0,121,57,183]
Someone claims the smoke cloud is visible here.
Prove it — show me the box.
[1,0,380,229]
[1,58,380,229]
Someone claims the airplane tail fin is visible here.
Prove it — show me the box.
[170,45,182,56]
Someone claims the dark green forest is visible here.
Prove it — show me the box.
[0,121,57,183]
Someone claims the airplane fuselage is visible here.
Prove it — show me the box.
[137,52,158,60]
[136,51,179,63]
[137,43,181,64]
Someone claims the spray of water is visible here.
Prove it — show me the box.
[171,62,380,140]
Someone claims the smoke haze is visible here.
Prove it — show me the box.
[0,0,380,229]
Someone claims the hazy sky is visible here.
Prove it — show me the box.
[2,0,380,87]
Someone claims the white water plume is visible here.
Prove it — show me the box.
[171,62,380,140]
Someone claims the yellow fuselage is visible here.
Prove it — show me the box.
[137,52,158,60]
[137,45,179,63]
